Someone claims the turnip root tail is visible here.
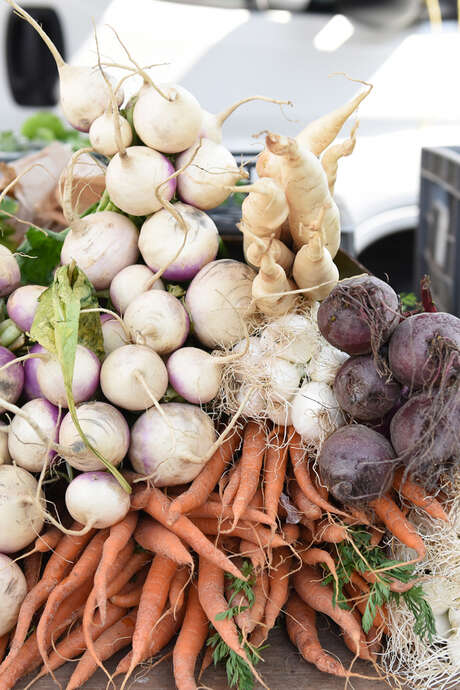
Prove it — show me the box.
[297,76,372,155]
[215,95,293,127]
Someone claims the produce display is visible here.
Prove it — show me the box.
[0,2,459,689]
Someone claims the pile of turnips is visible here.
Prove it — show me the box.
[0,2,459,689]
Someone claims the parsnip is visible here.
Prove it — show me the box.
[293,229,339,301]
[252,248,296,316]
[321,120,359,195]
[241,225,294,274]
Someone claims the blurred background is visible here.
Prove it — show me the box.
[0,0,459,312]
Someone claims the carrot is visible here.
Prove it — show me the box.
[347,505,372,526]
[198,645,213,681]
[187,501,274,526]
[0,635,8,664]
[135,516,194,568]
[93,510,138,623]
[110,567,148,608]
[190,518,287,548]
[222,463,241,506]
[168,433,240,523]
[169,567,191,614]
[343,581,387,633]
[282,523,300,544]
[293,565,371,660]
[361,569,415,593]
[314,518,347,544]
[30,602,127,684]
[114,606,184,677]
[237,569,269,637]
[248,487,264,510]
[286,592,347,676]
[173,583,209,690]
[23,552,42,592]
[0,580,93,689]
[393,468,449,522]
[289,432,348,517]
[300,547,338,588]
[134,486,245,580]
[240,539,267,571]
[264,429,289,525]
[197,557,266,687]
[232,422,266,527]
[370,494,426,561]
[67,609,138,690]
[370,527,384,546]
[37,528,109,672]
[250,547,290,648]
[122,554,178,688]
[312,472,329,502]
[291,482,322,520]
[33,525,61,553]
[0,524,95,669]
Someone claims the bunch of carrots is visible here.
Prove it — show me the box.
[0,422,447,689]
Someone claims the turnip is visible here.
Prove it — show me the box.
[291,380,344,444]
[139,203,219,281]
[133,84,202,154]
[109,264,164,315]
[105,146,176,216]
[60,211,139,290]
[65,471,130,529]
[260,314,318,365]
[305,340,349,386]
[8,398,60,472]
[0,465,44,552]
[0,554,27,636]
[5,1,122,131]
[166,347,223,405]
[176,139,241,210]
[0,422,11,465]
[6,284,47,332]
[389,312,460,389]
[0,245,20,298]
[317,276,400,356]
[100,344,168,411]
[101,315,131,357]
[185,259,256,348]
[59,401,130,472]
[318,424,395,504]
[333,355,401,421]
[124,290,189,355]
[129,402,216,486]
[89,111,132,157]
[36,345,100,408]
[0,346,24,414]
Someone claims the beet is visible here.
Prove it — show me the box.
[318,424,395,504]
[389,312,460,389]
[317,276,400,356]
[333,355,401,421]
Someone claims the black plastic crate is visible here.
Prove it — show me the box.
[416,146,460,315]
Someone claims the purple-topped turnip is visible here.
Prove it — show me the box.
[109,264,164,315]
[124,290,189,355]
[0,245,20,297]
[65,471,130,529]
[8,398,60,472]
[0,346,24,413]
[7,285,46,332]
[36,345,100,408]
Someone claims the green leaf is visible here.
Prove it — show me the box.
[0,197,20,251]
[16,226,68,286]
[21,112,67,141]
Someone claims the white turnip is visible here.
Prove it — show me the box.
[124,290,189,355]
[109,264,164,315]
[89,111,132,157]
[133,84,202,154]
[60,211,139,290]
[185,259,256,348]
[176,139,241,210]
[0,554,27,636]
[105,146,176,216]
[0,465,44,552]
[59,401,130,472]
[23,343,45,400]
[0,245,20,298]
[0,346,24,414]
[129,402,216,486]
[0,422,10,465]
[139,203,219,281]
[6,284,47,332]
[65,471,130,529]
[100,344,168,411]
[8,398,60,472]
[101,315,131,357]
[166,347,222,404]
[36,345,100,408]
[291,380,344,444]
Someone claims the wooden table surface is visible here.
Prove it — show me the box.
[16,621,381,690]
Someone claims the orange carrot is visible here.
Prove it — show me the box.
[190,517,287,548]
[343,581,387,633]
[347,506,372,526]
[393,468,449,522]
[187,501,274,526]
[122,555,178,687]
[291,482,322,520]
[250,547,290,648]
[0,635,8,664]
[169,567,191,615]
[94,511,138,623]
[237,570,269,637]
[134,487,245,580]
[300,548,338,588]
[110,567,148,609]
[37,528,109,672]
[67,609,138,690]
[312,473,329,501]
[23,552,42,592]
[198,646,213,681]
[249,487,264,510]
[289,431,348,517]
[168,433,240,523]
[282,523,300,544]
[222,463,242,506]
[361,569,415,593]
[314,519,347,544]
[240,539,267,571]
[286,592,347,676]
[173,583,209,690]
[1,524,95,669]
[264,429,289,525]
[293,565,371,660]
[135,516,194,568]
[370,494,426,561]
[232,422,266,526]
[33,526,62,553]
